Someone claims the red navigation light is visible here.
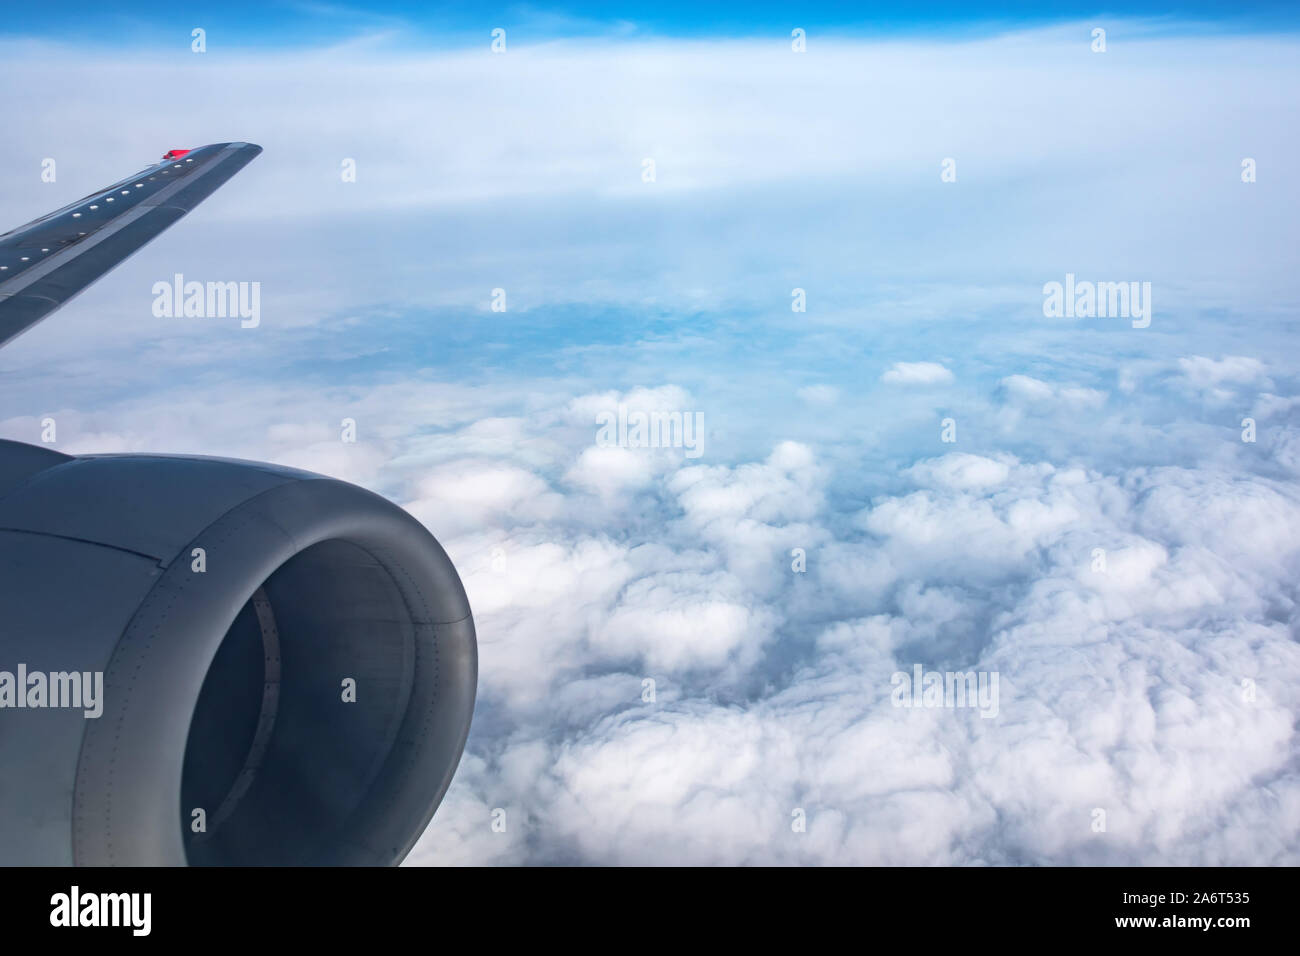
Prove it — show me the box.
[162,149,192,161]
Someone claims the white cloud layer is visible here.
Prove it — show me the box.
[8,371,1298,865]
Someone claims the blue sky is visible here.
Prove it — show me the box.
[7,1,1300,46]
[2,6,1299,864]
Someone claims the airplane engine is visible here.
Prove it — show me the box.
[0,439,476,866]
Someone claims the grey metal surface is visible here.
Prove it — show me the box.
[0,143,262,348]
[0,528,162,865]
[0,442,477,866]
[0,452,299,565]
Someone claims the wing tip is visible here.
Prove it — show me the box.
[163,143,263,161]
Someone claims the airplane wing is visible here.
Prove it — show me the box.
[0,142,262,348]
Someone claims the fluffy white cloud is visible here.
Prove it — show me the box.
[1179,355,1270,390]
[405,460,564,534]
[1001,374,1106,409]
[905,452,1011,490]
[1178,356,1273,402]
[565,444,657,496]
[881,361,955,386]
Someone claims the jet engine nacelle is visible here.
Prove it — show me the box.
[0,439,476,865]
